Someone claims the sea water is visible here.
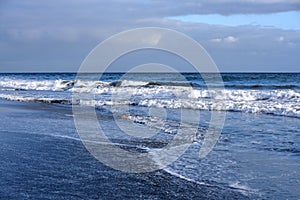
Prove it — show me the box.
[0,73,299,199]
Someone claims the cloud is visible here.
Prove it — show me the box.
[210,36,239,43]
[277,36,285,42]
[211,38,223,43]
[6,28,43,40]
[0,0,299,72]
[224,36,239,43]
[150,0,300,15]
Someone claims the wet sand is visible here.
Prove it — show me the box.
[0,99,249,199]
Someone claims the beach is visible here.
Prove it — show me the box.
[1,0,300,198]
[0,99,252,199]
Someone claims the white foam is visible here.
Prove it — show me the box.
[120,80,148,87]
[0,94,31,102]
[163,167,210,186]
[0,78,76,91]
[0,94,71,104]
[164,168,254,197]
[229,181,255,196]
[0,77,112,92]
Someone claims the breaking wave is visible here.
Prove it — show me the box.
[0,75,299,118]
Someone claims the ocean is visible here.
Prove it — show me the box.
[0,73,299,199]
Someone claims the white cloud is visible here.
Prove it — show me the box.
[211,38,222,42]
[277,36,285,42]
[210,36,239,43]
[224,36,239,43]
[142,33,162,46]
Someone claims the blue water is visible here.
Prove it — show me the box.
[0,73,299,199]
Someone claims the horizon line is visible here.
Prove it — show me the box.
[0,71,299,74]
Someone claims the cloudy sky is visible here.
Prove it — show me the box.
[0,0,300,72]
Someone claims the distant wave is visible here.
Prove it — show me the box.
[0,79,76,91]
[226,84,300,90]
[109,80,199,87]
[0,79,199,91]
[1,78,299,92]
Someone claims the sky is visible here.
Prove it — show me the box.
[0,0,300,72]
